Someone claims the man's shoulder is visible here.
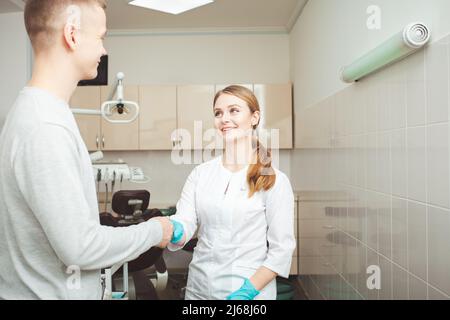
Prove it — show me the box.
[2,90,42,137]
[7,88,78,139]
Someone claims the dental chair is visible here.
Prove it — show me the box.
[99,190,168,300]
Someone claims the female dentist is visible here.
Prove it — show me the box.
[168,85,296,300]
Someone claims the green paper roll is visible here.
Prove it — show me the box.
[341,22,430,83]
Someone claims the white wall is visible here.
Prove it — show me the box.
[103,31,292,204]
[290,0,450,112]
[105,32,290,85]
[0,12,29,127]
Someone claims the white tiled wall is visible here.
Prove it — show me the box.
[294,35,450,300]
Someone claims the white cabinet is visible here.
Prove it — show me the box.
[296,191,362,276]
[176,85,216,150]
[253,84,293,149]
[71,83,294,151]
[139,85,177,150]
[70,86,101,151]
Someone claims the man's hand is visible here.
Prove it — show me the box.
[153,216,173,248]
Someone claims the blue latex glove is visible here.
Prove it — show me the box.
[226,278,260,300]
[170,220,184,244]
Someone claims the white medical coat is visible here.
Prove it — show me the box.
[168,156,296,300]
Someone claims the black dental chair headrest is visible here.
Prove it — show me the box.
[111,190,150,216]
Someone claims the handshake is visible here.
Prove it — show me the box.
[152,217,184,249]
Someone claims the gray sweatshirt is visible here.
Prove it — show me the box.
[0,87,162,300]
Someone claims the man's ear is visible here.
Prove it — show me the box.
[63,23,79,51]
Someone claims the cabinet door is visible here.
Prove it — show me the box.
[177,85,216,150]
[100,85,139,150]
[69,86,101,151]
[253,84,293,149]
[139,85,177,150]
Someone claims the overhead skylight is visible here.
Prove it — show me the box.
[129,0,214,15]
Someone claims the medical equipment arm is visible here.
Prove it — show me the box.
[71,72,139,124]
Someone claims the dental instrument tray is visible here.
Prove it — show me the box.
[92,162,132,181]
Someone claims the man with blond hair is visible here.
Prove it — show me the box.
[0,0,173,299]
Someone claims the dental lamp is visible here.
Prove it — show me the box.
[71,72,140,124]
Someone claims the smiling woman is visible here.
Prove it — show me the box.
[213,85,275,197]
[166,85,296,300]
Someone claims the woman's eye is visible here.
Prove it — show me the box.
[214,111,222,117]
[230,108,239,113]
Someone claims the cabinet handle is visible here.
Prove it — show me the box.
[322,225,335,230]
[96,135,99,149]
[102,135,105,149]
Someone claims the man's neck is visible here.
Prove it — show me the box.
[28,54,79,103]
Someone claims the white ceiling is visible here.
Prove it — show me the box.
[2,0,307,32]
[106,0,306,31]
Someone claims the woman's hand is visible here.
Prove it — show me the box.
[226,278,260,300]
[226,266,277,299]
[170,219,185,244]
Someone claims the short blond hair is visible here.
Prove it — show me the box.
[24,0,107,49]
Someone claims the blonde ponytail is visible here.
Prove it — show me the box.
[247,137,275,198]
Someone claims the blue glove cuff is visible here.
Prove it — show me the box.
[226,278,260,300]
[170,220,184,244]
[241,278,260,299]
